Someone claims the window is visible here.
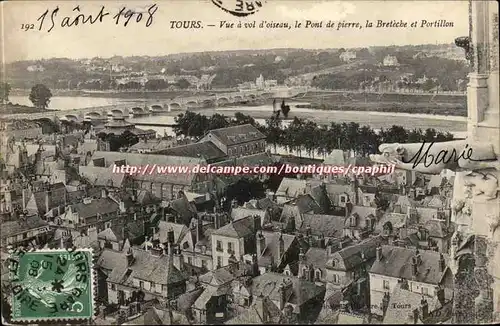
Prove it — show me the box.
[187,257,192,265]
[383,280,390,290]
[315,270,322,280]
[183,242,189,249]
[104,221,111,229]
[284,270,291,276]
[111,284,116,290]
[201,260,207,269]
[139,281,144,289]
[227,242,233,254]
[216,240,223,252]
[217,256,222,268]
[422,287,429,296]
[340,196,346,203]
[333,274,340,283]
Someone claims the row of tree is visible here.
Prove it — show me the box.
[1,82,53,110]
[174,111,454,158]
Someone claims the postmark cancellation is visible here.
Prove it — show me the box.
[7,247,96,322]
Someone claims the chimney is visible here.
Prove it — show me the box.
[167,227,175,245]
[196,217,203,244]
[167,242,173,256]
[419,297,428,321]
[214,214,220,229]
[173,245,184,270]
[278,284,286,310]
[376,246,382,261]
[101,188,107,198]
[278,233,284,259]
[126,247,134,266]
[318,234,326,249]
[439,253,446,272]
[119,201,126,213]
[412,256,418,276]
[45,191,50,215]
[251,253,259,276]
[256,231,265,255]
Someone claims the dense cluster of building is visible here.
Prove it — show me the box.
[1,119,456,324]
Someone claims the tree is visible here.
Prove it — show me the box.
[176,78,191,89]
[29,84,53,109]
[0,82,11,104]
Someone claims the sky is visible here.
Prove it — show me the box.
[2,0,469,62]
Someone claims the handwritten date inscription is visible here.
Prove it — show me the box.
[34,4,158,32]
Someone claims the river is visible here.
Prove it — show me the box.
[9,94,467,143]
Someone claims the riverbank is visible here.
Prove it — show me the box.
[0,102,54,115]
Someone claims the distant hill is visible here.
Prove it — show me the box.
[5,43,468,91]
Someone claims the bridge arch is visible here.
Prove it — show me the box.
[233,95,244,102]
[186,100,198,108]
[202,99,215,107]
[131,107,147,115]
[169,102,182,110]
[217,97,230,105]
[64,115,79,122]
[108,109,125,118]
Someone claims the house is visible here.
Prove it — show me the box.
[153,141,227,163]
[1,214,53,249]
[96,245,187,305]
[231,207,270,228]
[382,282,453,324]
[383,55,399,66]
[199,124,266,158]
[297,214,345,246]
[193,262,255,324]
[89,151,211,200]
[211,215,261,267]
[339,51,357,63]
[277,194,327,232]
[369,246,454,317]
[250,272,326,323]
[254,230,302,274]
[57,192,124,234]
[24,182,68,218]
[275,178,309,204]
[165,193,198,226]
[192,218,216,272]
[78,166,129,188]
[225,295,285,324]
[343,205,381,240]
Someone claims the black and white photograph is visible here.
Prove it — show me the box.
[1,0,499,324]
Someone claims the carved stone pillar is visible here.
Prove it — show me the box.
[474,236,494,322]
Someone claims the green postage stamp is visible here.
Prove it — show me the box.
[7,248,95,322]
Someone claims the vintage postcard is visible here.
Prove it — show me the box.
[1,0,499,324]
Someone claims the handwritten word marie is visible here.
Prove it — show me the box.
[34,4,158,32]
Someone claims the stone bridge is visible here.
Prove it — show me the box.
[2,89,303,122]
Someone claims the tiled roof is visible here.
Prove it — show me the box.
[257,231,296,267]
[31,182,67,215]
[169,195,197,225]
[212,215,256,238]
[70,197,119,220]
[155,221,190,245]
[97,248,187,287]
[225,296,283,324]
[251,272,325,307]
[370,246,450,285]
[231,207,266,223]
[276,178,307,198]
[375,213,407,233]
[206,124,265,146]
[424,219,452,238]
[329,236,386,270]
[383,285,426,324]
[154,141,226,161]
[90,151,204,185]
[79,166,126,188]
[1,215,48,239]
[300,214,344,238]
[293,194,324,214]
[305,247,328,269]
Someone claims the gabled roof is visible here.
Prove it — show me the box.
[276,178,307,197]
[304,247,329,270]
[155,221,190,245]
[79,165,125,188]
[370,246,450,285]
[257,231,296,267]
[251,272,325,307]
[212,215,256,238]
[225,296,283,324]
[69,197,119,220]
[1,215,48,239]
[383,285,426,324]
[154,140,226,161]
[231,207,267,222]
[300,214,344,238]
[206,124,265,146]
[329,236,386,271]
